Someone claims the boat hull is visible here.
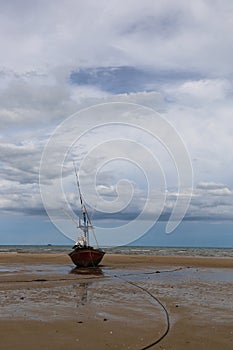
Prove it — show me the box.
[69,247,105,267]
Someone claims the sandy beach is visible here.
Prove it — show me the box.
[0,253,232,349]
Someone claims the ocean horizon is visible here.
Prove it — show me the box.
[0,245,233,258]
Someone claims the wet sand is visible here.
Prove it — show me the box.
[0,253,232,349]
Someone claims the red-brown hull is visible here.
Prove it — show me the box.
[69,248,105,267]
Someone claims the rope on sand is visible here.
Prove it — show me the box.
[114,274,170,350]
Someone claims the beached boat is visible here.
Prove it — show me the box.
[68,166,105,267]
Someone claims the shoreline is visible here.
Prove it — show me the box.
[0,252,232,268]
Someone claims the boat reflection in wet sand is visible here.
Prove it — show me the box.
[70,266,103,276]
[68,164,105,268]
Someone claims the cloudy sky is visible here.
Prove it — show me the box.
[0,0,233,247]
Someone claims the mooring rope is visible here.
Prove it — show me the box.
[112,274,170,350]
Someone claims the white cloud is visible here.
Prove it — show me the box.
[0,178,42,214]
[0,0,232,75]
[0,0,233,232]
[161,77,233,187]
[165,79,232,105]
[197,182,229,190]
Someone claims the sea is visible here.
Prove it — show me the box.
[0,245,233,257]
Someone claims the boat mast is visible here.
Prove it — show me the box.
[73,162,89,246]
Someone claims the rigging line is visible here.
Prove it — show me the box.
[73,161,83,207]
[73,160,98,247]
[72,161,92,225]
[90,227,99,248]
[87,203,99,248]
[113,274,170,350]
[89,204,97,222]
[73,161,91,224]
[62,208,79,225]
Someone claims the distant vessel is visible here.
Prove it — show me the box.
[68,166,105,267]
